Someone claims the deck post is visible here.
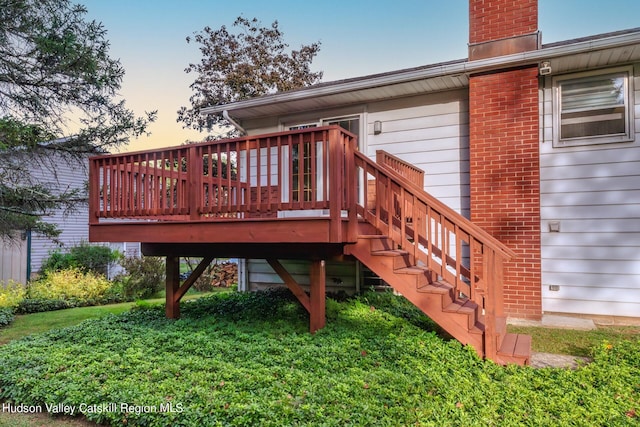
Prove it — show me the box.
[165,256,181,319]
[309,260,326,333]
[328,128,343,242]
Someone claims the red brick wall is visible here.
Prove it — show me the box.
[469,66,541,319]
[469,0,538,44]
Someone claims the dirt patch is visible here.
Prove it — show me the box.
[530,352,592,369]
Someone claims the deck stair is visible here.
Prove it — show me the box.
[350,148,531,365]
[346,234,531,365]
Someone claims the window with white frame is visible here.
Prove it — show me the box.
[554,67,634,147]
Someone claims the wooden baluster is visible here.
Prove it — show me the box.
[256,138,262,213]
[266,137,272,214]
[227,143,233,215]
[188,146,199,220]
[276,137,283,212]
[455,224,462,295]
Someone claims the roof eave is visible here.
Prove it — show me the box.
[201,29,640,117]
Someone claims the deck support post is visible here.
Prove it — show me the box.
[267,259,326,333]
[165,256,181,319]
[309,260,326,333]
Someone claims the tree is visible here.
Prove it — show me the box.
[0,0,156,240]
[178,16,322,138]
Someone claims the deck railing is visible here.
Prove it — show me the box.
[89,126,357,229]
[353,150,515,359]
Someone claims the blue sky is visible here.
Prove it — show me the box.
[81,0,640,152]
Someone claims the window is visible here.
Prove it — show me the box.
[554,67,634,147]
[323,117,360,140]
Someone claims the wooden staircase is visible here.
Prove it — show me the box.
[346,235,531,365]
[350,150,532,366]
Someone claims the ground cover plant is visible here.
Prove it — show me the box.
[0,290,638,426]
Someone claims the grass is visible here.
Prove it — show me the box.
[0,288,227,346]
[0,302,133,345]
[0,412,95,427]
[509,324,640,357]
[0,290,638,426]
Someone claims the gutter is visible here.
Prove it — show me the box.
[201,30,640,116]
[223,110,247,136]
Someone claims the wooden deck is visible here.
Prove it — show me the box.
[89,126,531,365]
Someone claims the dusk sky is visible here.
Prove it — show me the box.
[81,0,640,152]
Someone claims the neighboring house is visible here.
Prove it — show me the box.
[201,0,640,322]
[0,148,140,283]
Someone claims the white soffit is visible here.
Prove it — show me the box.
[202,29,640,120]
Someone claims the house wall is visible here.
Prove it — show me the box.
[366,90,470,217]
[241,90,470,293]
[248,259,359,295]
[539,67,640,318]
[28,153,91,276]
[0,237,27,284]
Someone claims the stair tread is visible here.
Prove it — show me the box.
[498,333,532,358]
[417,282,453,295]
[371,249,409,257]
[395,266,429,275]
[444,299,478,314]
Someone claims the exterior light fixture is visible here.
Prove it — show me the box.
[373,120,382,135]
[539,61,552,76]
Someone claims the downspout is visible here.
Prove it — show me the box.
[223,110,247,136]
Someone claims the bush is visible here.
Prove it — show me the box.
[116,256,164,300]
[28,268,112,304]
[0,307,15,327]
[0,280,26,309]
[39,241,120,276]
[15,298,71,314]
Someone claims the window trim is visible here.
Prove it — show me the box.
[552,66,634,147]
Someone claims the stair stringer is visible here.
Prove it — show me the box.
[346,238,484,357]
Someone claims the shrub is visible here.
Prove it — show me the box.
[28,268,112,303]
[39,241,120,276]
[116,256,164,300]
[0,307,15,327]
[15,298,71,314]
[0,280,26,309]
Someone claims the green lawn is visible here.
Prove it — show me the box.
[0,290,637,426]
[509,324,640,357]
[0,292,640,427]
[0,290,226,345]
[0,302,134,345]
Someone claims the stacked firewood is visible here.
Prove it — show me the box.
[209,261,238,288]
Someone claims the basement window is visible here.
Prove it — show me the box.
[553,67,634,147]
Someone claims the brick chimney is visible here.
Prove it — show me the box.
[468,0,542,320]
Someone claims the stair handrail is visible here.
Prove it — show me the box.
[376,150,425,188]
[355,151,515,259]
[353,150,515,360]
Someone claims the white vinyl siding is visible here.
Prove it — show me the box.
[540,67,640,318]
[367,90,470,217]
[247,259,358,294]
